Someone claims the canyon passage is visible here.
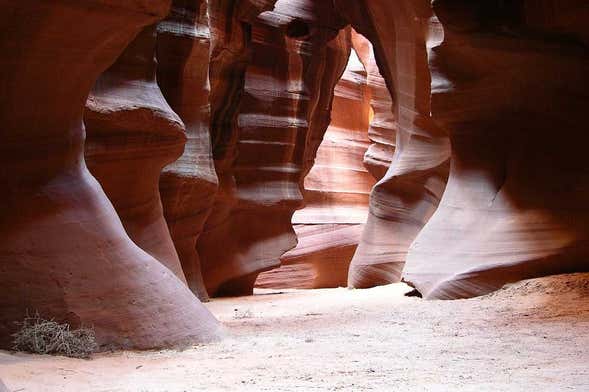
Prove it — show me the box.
[1,1,588,391]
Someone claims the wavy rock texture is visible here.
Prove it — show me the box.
[351,31,396,182]
[403,1,589,299]
[85,26,188,282]
[196,0,279,297]
[335,0,451,289]
[256,45,375,289]
[0,0,221,350]
[156,0,218,300]
[198,0,349,296]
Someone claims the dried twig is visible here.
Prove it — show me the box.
[12,312,97,358]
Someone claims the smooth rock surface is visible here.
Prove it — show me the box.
[0,0,221,350]
[85,25,188,282]
[336,0,450,289]
[403,1,589,298]
[257,45,375,289]
[352,31,396,182]
[157,0,218,300]
[256,224,364,289]
[199,0,349,296]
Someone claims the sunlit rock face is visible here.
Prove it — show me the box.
[156,0,218,300]
[0,0,221,350]
[403,0,589,299]
[336,0,451,289]
[351,31,396,183]
[256,46,375,289]
[337,0,589,298]
[85,26,188,283]
[198,0,350,296]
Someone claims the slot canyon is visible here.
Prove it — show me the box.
[0,0,588,391]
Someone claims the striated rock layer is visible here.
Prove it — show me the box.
[0,0,221,350]
[337,0,450,289]
[256,45,375,289]
[256,224,364,289]
[403,1,589,299]
[352,31,396,183]
[335,0,589,298]
[197,0,280,297]
[157,0,218,300]
[199,0,350,296]
[85,25,188,282]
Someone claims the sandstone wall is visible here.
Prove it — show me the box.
[256,44,375,289]
[198,0,350,296]
[403,0,589,298]
[0,0,222,350]
[85,25,188,283]
[336,0,451,289]
[338,0,589,298]
[156,0,218,300]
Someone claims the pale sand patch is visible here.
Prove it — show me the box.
[1,274,588,391]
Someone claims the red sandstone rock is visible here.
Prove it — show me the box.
[523,1,589,47]
[256,224,364,289]
[402,1,589,299]
[256,43,375,289]
[351,31,396,182]
[197,0,279,297]
[85,26,188,282]
[156,0,218,300]
[0,0,221,350]
[199,0,349,296]
[334,1,589,298]
[336,0,451,289]
[296,46,373,227]
[2,4,589,349]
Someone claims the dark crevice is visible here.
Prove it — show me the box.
[286,18,311,39]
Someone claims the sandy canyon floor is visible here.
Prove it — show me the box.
[1,273,588,391]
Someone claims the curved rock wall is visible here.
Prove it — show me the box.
[85,25,188,282]
[224,0,589,298]
[336,0,451,289]
[198,0,349,296]
[256,43,375,289]
[0,0,221,350]
[403,0,589,299]
[337,0,589,299]
[196,0,281,297]
[156,0,218,300]
[351,31,396,183]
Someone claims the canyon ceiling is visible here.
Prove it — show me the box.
[1,0,588,350]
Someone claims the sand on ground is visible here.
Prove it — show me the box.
[1,273,588,391]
